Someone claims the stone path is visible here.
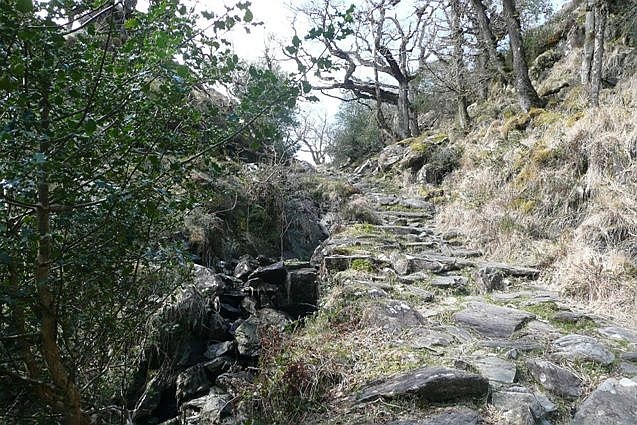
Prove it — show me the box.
[308,173,637,424]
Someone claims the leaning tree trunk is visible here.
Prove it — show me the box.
[502,0,543,111]
[589,0,607,106]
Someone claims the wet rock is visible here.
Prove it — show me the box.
[176,364,212,406]
[249,261,287,285]
[526,358,583,398]
[354,367,488,404]
[203,341,235,360]
[235,308,290,357]
[492,386,550,425]
[361,300,424,331]
[234,255,258,281]
[467,355,517,384]
[278,267,318,318]
[453,302,535,338]
[283,196,329,259]
[180,387,231,424]
[572,378,637,424]
[387,407,480,425]
[552,334,615,365]
[192,265,226,296]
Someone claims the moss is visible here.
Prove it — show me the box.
[409,139,431,155]
[531,109,563,127]
[430,132,449,143]
[350,258,375,273]
[523,301,560,319]
[351,223,377,234]
[566,111,585,127]
[501,113,531,140]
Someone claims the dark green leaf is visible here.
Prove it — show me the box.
[15,0,33,13]
[84,119,97,134]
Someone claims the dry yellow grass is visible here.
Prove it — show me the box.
[436,68,637,325]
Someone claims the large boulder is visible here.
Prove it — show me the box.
[277,268,319,318]
[235,308,290,357]
[354,367,489,403]
[526,358,582,398]
[452,302,535,338]
[378,143,407,171]
[283,197,329,260]
[180,387,232,425]
[572,378,637,424]
[176,364,212,406]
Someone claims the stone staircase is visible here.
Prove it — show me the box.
[305,174,637,424]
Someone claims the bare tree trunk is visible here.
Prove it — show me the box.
[476,53,489,100]
[396,80,411,139]
[468,0,507,80]
[450,0,470,131]
[502,0,543,111]
[36,85,90,425]
[589,0,607,106]
[581,0,596,85]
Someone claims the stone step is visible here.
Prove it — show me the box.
[353,367,489,404]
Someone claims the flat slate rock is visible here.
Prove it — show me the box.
[407,329,455,350]
[353,367,488,404]
[430,275,468,289]
[468,356,517,384]
[552,334,615,365]
[492,386,550,425]
[526,358,583,398]
[552,311,593,324]
[572,378,637,425]
[453,302,535,338]
[477,261,540,278]
[361,300,424,331]
[387,407,480,425]
[399,197,434,210]
[391,252,472,275]
[598,326,637,343]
